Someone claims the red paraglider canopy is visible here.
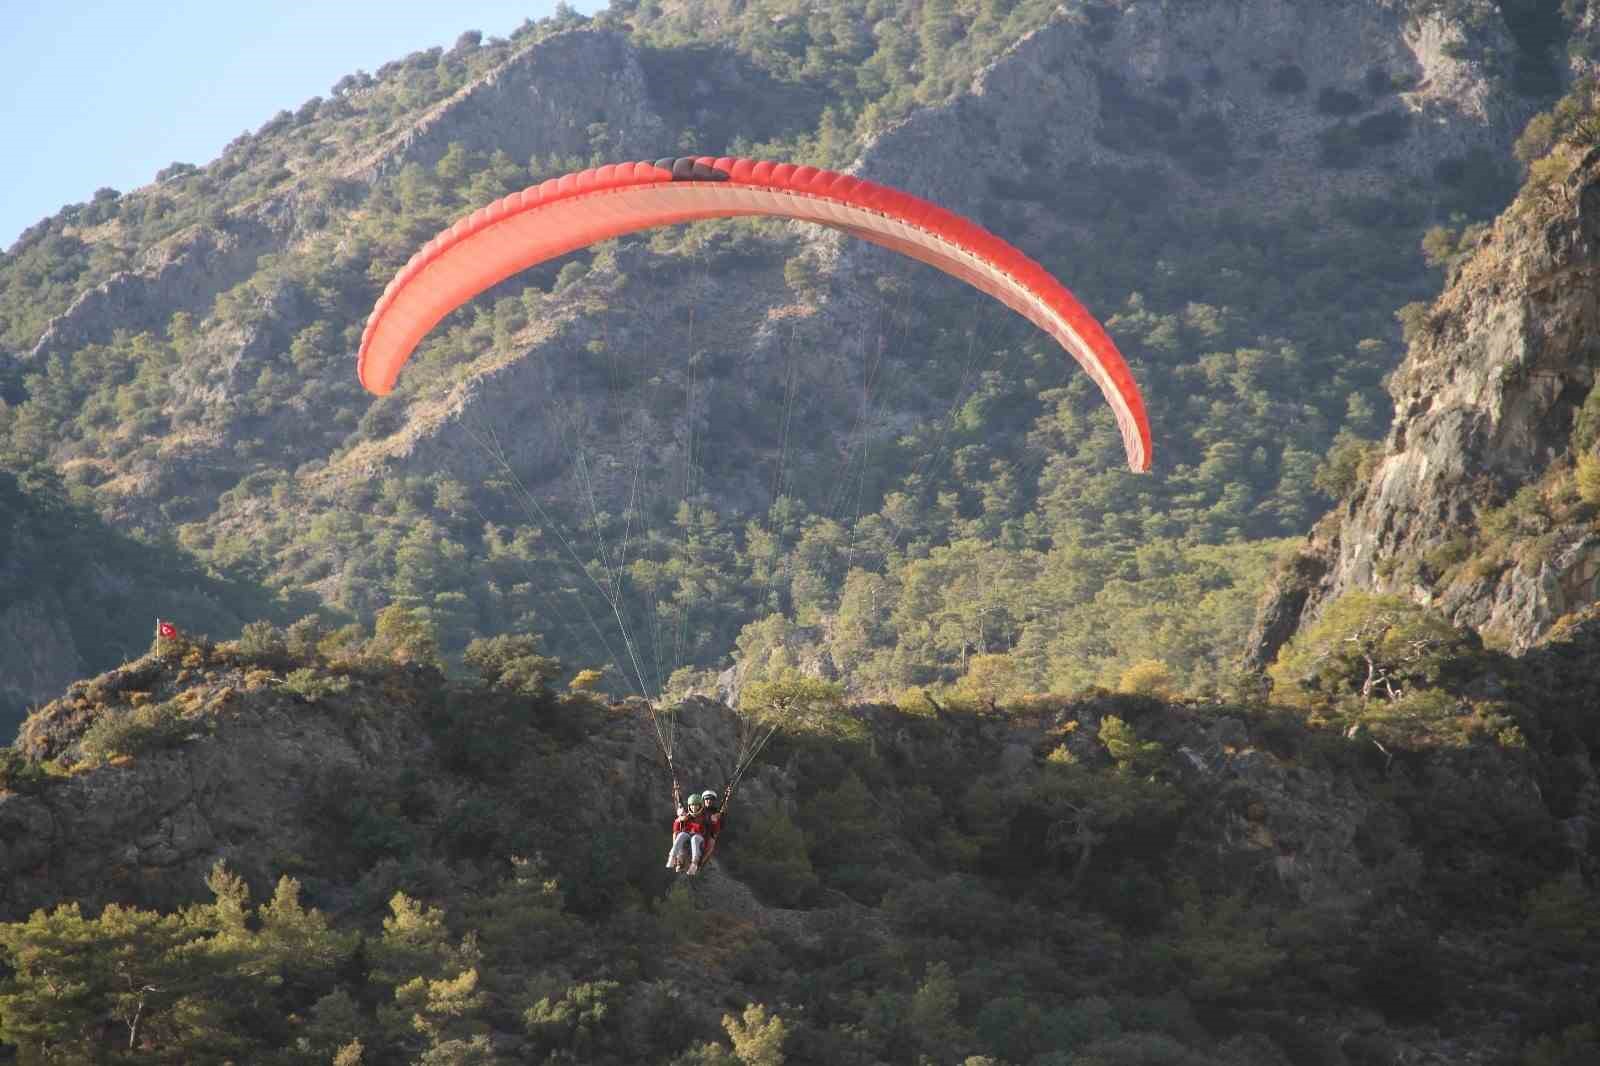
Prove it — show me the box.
[358,156,1152,472]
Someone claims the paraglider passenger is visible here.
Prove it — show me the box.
[700,789,725,866]
[666,791,707,875]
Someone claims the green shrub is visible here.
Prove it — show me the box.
[369,605,440,665]
[356,396,405,441]
[1038,997,1121,1052]
[553,260,589,292]
[1523,873,1600,954]
[0,747,50,793]
[1576,454,1600,506]
[1358,688,1461,747]
[655,881,705,943]
[1312,432,1381,498]
[975,994,1038,1062]
[1116,660,1174,698]
[1480,484,1553,541]
[1396,301,1432,345]
[1515,111,1559,164]
[1571,379,1600,453]
[1268,592,1474,711]
[339,796,416,865]
[281,668,352,703]
[284,616,328,660]
[462,634,561,693]
[727,800,819,907]
[1099,715,1166,773]
[78,700,191,761]
[1423,535,1472,578]
[524,979,623,1059]
[238,621,288,662]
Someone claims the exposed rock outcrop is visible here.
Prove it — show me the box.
[27,220,280,365]
[1,662,428,919]
[852,0,1532,218]
[1248,149,1600,667]
[349,29,668,182]
[22,28,669,377]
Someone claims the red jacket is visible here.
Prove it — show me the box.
[702,810,725,840]
[673,808,705,836]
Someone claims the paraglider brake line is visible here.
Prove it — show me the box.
[720,719,782,814]
[463,419,655,701]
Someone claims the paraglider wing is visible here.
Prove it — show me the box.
[358,156,1152,472]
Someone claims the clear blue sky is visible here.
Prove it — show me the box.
[1,1,604,250]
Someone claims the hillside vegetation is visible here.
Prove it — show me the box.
[0,0,1572,724]
[1,597,1598,1063]
[3,8,1600,1056]
[0,464,273,738]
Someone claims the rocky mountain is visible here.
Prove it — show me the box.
[7,3,1600,1061]
[1246,128,1600,669]
[3,0,1598,727]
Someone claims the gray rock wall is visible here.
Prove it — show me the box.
[1249,153,1600,664]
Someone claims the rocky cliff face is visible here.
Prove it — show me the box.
[26,219,282,365]
[1,657,426,919]
[853,0,1530,216]
[351,29,668,182]
[23,29,668,373]
[1248,146,1600,667]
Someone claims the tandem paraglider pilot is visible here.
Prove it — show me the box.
[666,787,725,876]
[666,790,709,875]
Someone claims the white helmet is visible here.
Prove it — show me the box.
[701,790,719,807]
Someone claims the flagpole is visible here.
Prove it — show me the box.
[155,619,162,658]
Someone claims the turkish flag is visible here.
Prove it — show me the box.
[157,621,178,639]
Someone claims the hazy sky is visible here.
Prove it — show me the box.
[1,1,604,250]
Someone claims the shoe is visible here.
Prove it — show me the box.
[687,861,699,876]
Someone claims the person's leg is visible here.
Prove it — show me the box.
[688,832,705,874]
[666,831,690,868]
